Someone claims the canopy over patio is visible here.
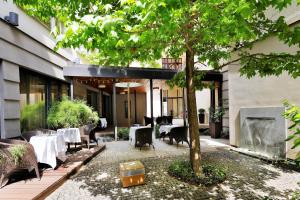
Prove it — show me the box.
[63,64,223,140]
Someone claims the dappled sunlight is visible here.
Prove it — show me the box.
[96,172,110,180]
[200,138,229,148]
[47,150,300,199]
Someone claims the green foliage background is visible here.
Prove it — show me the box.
[13,0,300,78]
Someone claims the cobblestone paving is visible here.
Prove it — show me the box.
[47,138,300,200]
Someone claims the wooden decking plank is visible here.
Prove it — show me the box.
[0,145,106,200]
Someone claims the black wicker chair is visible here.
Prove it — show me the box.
[144,116,153,126]
[156,117,163,125]
[135,127,154,150]
[169,126,189,146]
[166,116,173,124]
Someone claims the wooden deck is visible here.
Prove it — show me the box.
[0,144,106,200]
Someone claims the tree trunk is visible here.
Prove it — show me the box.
[186,50,202,176]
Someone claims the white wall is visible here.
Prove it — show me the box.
[0,0,77,62]
[195,89,211,124]
[228,33,300,159]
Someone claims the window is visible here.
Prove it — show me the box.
[162,88,183,118]
[51,81,59,101]
[20,71,46,132]
[162,58,182,70]
[19,69,70,132]
[87,90,98,112]
[61,84,69,97]
[124,100,132,119]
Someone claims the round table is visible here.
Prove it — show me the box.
[159,125,181,135]
[99,118,108,128]
[57,128,81,143]
[30,134,66,168]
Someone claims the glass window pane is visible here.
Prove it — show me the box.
[87,90,98,111]
[20,71,46,132]
[51,81,59,102]
[61,83,69,98]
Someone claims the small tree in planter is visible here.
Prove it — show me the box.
[47,97,99,129]
[283,101,300,163]
[209,107,225,138]
[198,108,206,124]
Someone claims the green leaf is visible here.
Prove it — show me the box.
[286,134,296,141]
[292,138,300,149]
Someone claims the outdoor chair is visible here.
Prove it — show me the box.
[166,116,173,124]
[168,126,190,147]
[79,124,98,149]
[156,117,163,125]
[135,127,155,150]
[144,116,153,126]
[160,131,167,141]
[157,116,173,125]
[0,139,40,188]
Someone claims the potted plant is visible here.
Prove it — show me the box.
[198,108,206,124]
[209,107,225,138]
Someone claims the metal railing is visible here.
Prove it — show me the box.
[162,58,182,70]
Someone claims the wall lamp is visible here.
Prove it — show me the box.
[4,12,19,26]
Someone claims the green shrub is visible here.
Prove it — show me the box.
[168,160,227,186]
[155,124,160,139]
[8,144,27,165]
[118,128,129,140]
[47,97,99,128]
[291,188,300,200]
[283,101,300,162]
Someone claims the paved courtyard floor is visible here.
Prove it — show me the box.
[47,137,300,200]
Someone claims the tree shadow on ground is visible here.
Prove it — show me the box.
[70,150,296,200]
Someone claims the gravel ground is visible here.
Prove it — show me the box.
[47,139,300,200]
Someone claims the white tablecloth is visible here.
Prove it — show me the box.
[129,126,154,146]
[159,125,181,134]
[57,128,81,143]
[30,134,66,168]
[99,118,108,128]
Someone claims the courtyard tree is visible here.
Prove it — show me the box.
[14,0,300,175]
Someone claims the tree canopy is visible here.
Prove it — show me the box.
[14,0,300,175]
[14,0,300,77]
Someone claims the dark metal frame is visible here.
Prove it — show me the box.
[63,64,223,82]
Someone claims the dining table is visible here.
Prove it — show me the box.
[159,124,181,135]
[57,128,81,143]
[29,134,66,169]
[99,118,108,128]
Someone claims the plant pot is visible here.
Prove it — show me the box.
[198,114,205,124]
[209,122,222,138]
